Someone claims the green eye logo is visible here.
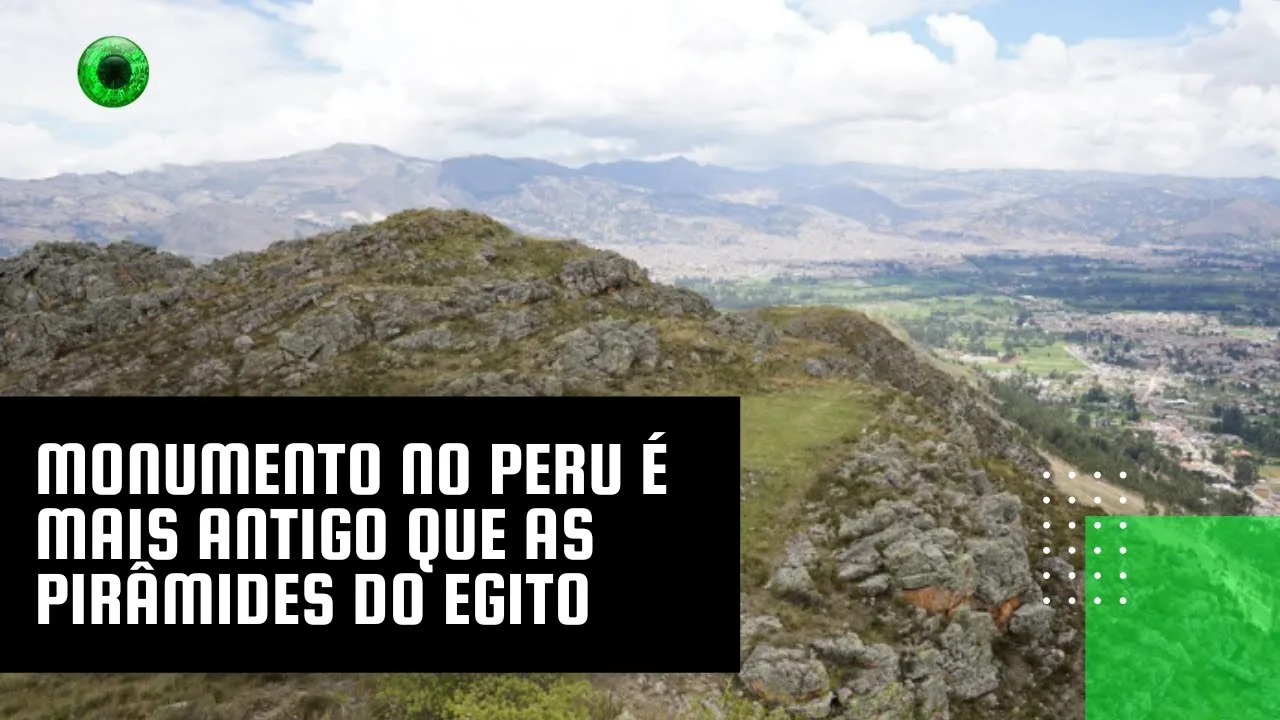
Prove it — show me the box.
[77,36,149,108]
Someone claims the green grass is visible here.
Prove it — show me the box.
[0,673,357,720]
[975,342,1086,375]
[677,276,978,311]
[739,382,875,576]
[1226,327,1277,341]
[0,673,626,720]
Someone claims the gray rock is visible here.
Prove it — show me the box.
[558,253,647,296]
[479,308,546,341]
[276,307,366,362]
[708,312,779,348]
[239,348,291,380]
[838,499,925,541]
[804,358,828,377]
[614,284,715,317]
[550,318,659,380]
[739,645,829,700]
[812,633,866,666]
[769,565,819,604]
[965,535,1035,606]
[1032,647,1067,670]
[858,574,891,596]
[973,493,1023,535]
[389,326,461,351]
[882,537,952,590]
[741,615,783,644]
[903,645,943,681]
[849,643,900,695]
[792,692,839,718]
[938,607,1000,700]
[1009,603,1055,642]
[1041,556,1075,579]
[185,358,232,393]
[837,681,914,720]
[836,541,882,582]
[915,674,950,720]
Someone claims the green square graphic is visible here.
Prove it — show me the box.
[1086,516,1280,719]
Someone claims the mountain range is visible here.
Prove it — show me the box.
[4,143,1280,280]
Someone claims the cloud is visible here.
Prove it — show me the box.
[790,0,994,29]
[3,0,1280,178]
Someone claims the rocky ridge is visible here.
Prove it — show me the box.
[0,209,1085,719]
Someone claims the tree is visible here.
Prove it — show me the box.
[1084,385,1109,404]
[1234,458,1257,488]
[1076,412,1092,429]
[1214,404,1246,436]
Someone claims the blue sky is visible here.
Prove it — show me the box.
[891,0,1228,58]
[4,0,1279,178]
[215,0,1232,67]
[227,0,1231,49]
[228,0,1233,65]
[974,0,1225,42]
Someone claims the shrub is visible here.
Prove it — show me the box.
[372,674,619,720]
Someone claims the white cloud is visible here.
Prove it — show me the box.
[790,0,994,29]
[927,13,999,68]
[3,0,1280,178]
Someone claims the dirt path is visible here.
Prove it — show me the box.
[1139,367,1167,403]
[1044,454,1154,516]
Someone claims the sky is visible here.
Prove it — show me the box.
[2,0,1279,179]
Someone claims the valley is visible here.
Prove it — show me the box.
[681,255,1280,517]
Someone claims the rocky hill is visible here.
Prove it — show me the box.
[0,210,1086,720]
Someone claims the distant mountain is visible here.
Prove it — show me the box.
[3,144,1280,278]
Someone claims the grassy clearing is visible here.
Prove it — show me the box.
[739,381,876,580]
[976,342,1086,375]
[680,276,977,312]
[1044,455,1149,516]
[1226,326,1277,341]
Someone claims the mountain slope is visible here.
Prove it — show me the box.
[0,209,1085,720]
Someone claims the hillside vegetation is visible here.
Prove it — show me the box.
[0,210,1087,719]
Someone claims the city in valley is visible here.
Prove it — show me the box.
[682,254,1280,518]
[1000,309,1279,514]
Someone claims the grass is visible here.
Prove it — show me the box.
[975,342,1086,375]
[0,673,359,720]
[738,381,875,579]
[1226,327,1277,341]
[679,277,978,312]
[0,673,627,720]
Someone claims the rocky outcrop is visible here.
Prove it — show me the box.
[0,209,1085,719]
[736,415,1083,718]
